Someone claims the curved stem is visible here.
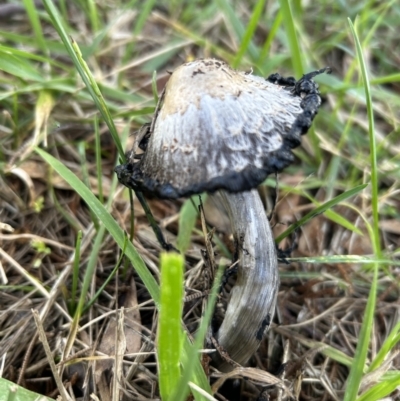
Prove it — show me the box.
[210,189,279,371]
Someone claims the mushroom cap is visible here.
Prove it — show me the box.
[116,59,322,199]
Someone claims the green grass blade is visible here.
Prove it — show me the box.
[0,44,66,67]
[368,321,400,372]
[278,0,303,76]
[216,0,258,61]
[356,372,400,401]
[83,235,128,314]
[41,0,125,159]
[78,141,99,229]
[0,51,45,82]
[176,196,204,253]
[232,0,266,67]
[172,264,224,401]
[343,19,380,401]
[275,183,367,243]
[0,377,53,401]
[133,0,156,35]
[349,22,381,259]
[323,209,363,235]
[22,0,46,53]
[87,0,100,32]
[69,230,82,315]
[257,9,282,66]
[181,339,213,401]
[94,117,104,204]
[121,0,157,67]
[75,225,106,319]
[35,147,160,304]
[158,253,185,400]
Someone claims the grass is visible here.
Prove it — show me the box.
[158,252,185,400]
[0,0,400,400]
[343,19,380,401]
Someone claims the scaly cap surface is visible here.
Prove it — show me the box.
[116,59,324,198]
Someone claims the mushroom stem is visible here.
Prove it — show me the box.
[210,189,279,371]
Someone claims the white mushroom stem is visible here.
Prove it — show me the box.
[210,189,279,371]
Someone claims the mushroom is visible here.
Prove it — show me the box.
[115,59,327,371]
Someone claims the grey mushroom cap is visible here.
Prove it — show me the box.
[115,59,324,199]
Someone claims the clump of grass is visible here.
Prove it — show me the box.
[1,0,399,400]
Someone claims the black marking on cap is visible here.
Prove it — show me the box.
[115,144,293,199]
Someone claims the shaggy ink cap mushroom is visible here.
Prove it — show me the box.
[115,59,328,199]
[115,59,328,371]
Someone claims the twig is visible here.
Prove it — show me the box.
[32,309,72,401]
[17,333,39,385]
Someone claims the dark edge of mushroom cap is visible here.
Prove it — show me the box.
[115,64,327,199]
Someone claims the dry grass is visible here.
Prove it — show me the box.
[1,1,400,400]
